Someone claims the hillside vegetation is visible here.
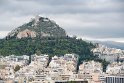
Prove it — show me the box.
[0,36,94,57]
[0,36,109,71]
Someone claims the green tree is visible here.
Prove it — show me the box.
[14,65,21,72]
[36,49,41,55]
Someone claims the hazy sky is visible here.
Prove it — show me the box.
[0,0,124,42]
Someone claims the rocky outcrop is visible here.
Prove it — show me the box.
[17,29,37,39]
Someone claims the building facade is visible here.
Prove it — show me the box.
[106,76,124,83]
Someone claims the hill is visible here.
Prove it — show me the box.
[0,16,109,71]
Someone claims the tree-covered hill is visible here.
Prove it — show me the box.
[0,16,109,71]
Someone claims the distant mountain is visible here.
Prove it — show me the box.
[93,41,124,50]
[6,15,66,39]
